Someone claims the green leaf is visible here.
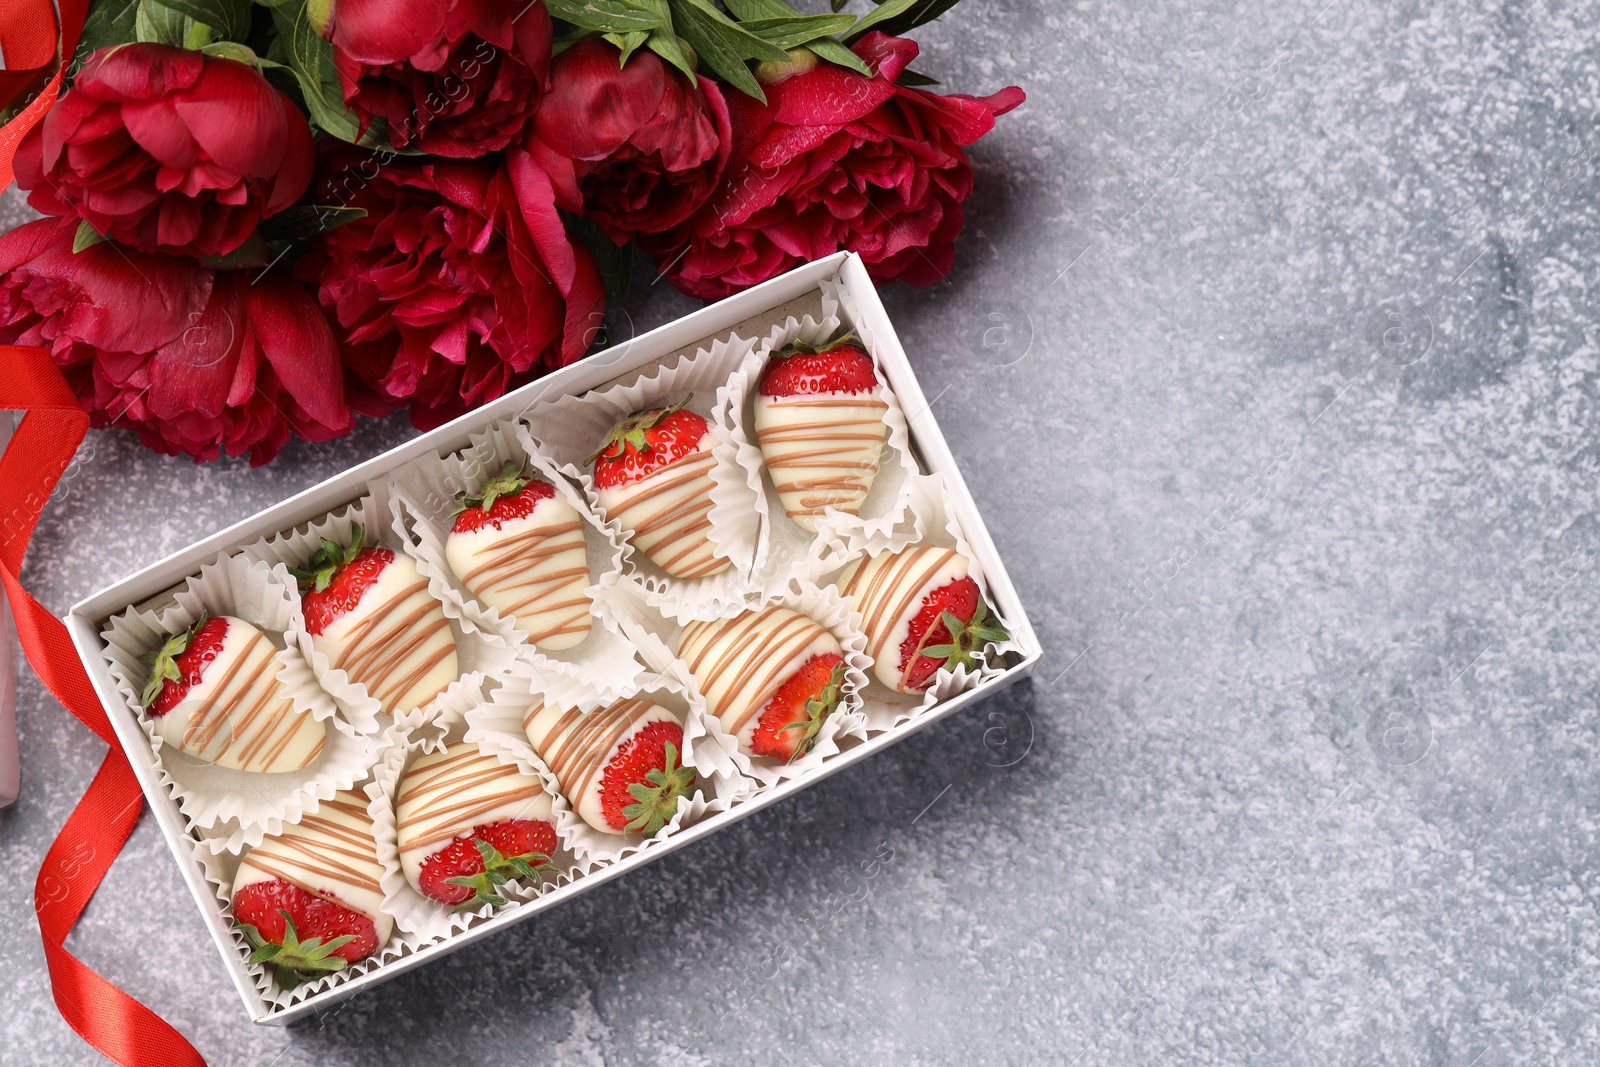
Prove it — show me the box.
[831,0,847,9]
[200,40,272,65]
[72,221,108,254]
[645,28,696,77]
[721,0,870,74]
[668,0,765,100]
[676,0,788,61]
[844,0,964,41]
[567,213,634,308]
[248,943,282,964]
[74,0,141,74]
[158,0,252,39]
[736,14,855,49]
[135,0,194,46]
[270,2,361,142]
[603,30,651,63]
[543,0,663,32]
[258,205,367,243]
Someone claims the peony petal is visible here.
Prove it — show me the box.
[535,39,666,160]
[148,274,243,419]
[121,98,201,167]
[240,272,351,431]
[172,58,286,176]
[265,95,316,215]
[330,0,451,66]
[77,43,204,101]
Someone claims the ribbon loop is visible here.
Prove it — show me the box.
[1,344,207,1066]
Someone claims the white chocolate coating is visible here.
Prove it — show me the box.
[524,696,682,834]
[152,616,325,773]
[444,492,592,650]
[677,606,842,753]
[395,742,553,893]
[836,546,970,692]
[311,553,459,717]
[595,443,731,579]
[753,389,890,533]
[234,789,393,945]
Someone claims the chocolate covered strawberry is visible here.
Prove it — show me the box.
[141,613,325,773]
[837,546,1009,693]
[396,742,556,908]
[232,790,391,988]
[678,605,847,762]
[587,396,731,580]
[445,460,592,651]
[524,695,698,835]
[289,524,459,717]
[753,331,891,533]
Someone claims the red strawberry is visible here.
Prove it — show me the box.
[141,614,229,714]
[416,818,558,908]
[450,459,556,535]
[287,524,393,635]
[598,719,697,833]
[758,331,879,398]
[900,577,1009,691]
[749,653,846,762]
[587,396,710,489]
[233,878,379,989]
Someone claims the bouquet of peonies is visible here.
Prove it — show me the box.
[0,0,1022,464]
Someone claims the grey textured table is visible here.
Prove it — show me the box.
[5,1,1600,1063]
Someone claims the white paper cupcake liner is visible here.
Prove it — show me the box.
[817,472,1023,732]
[192,732,415,1010]
[597,573,870,790]
[727,277,920,586]
[383,418,645,688]
[520,329,764,619]
[370,713,586,941]
[100,552,380,848]
[241,495,521,738]
[465,662,744,865]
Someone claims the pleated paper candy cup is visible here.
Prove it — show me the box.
[383,418,643,688]
[520,329,765,622]
[242,495,520,738]
[100,551,379,849]
[465,661,744,865]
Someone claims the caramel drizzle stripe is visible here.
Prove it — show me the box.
[459,520,585,588]
[682,610,827,733]
[853,549,958,675]
[247,819,384,895]
[464,529,591,643]
[397,752,544,853]
[180,632,316,771]
[602,449,725,578]
[541,697,647,804]
[336,581,454,710]
[756,402,888,517]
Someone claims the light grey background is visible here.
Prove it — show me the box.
[5,0,1600,1063]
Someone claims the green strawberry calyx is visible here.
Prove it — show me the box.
[586,394,693,467]
[138,612,209,708]
[285,523,365,593]
[621,741,697,835]
[920,599,1010,674]
[240,910,357,990]
[443,836,556,910]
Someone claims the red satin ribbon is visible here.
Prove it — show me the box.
[0,0,86,188]
[1,345,207,1065]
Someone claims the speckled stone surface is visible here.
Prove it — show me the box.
[5,0,1600,1063]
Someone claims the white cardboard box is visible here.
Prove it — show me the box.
[65,251,1042,1024]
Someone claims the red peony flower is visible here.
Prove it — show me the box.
[12,44,314,258]
[0,216,352,465]
[641,33,1024,300]
[526,39,731,244]
[299,148,605,429]
[325,0,551,158]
